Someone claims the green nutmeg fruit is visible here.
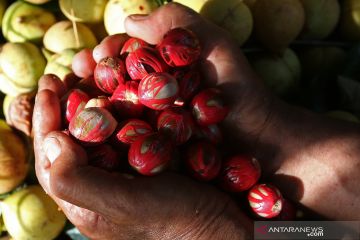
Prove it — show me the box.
[327,111,359,123]
[60,0,107,23]
[104,0,158,34]
[0,42,46,96]
[2,1,56,43]
[300,0,340,40]
[0,120,28,194]
[248,48,301,96]
[200,0,253,46]
[340,0,360,41]
[252,0,305,53]
[43,21,98,53]
[2,185,66,240]
[44,49,77,80]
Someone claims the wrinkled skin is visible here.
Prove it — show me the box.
[34,3,360,240]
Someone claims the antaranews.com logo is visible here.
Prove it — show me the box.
[254,221,359,240]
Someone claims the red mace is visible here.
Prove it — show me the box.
[248,183,283,219]
[128,133,173,176]
[157,108,195,145]
[184,141,221,181]
[275,198,296,220]
[126,46,168,80]
[219,155,261,192]
[158,27,201,67]
[138,72,179,110]
[87,144,121,171]
[61,89,90,123]
[85,96,113,112]
[191,88,229,126]
[115,119,153,145]
[173,68,201,103]
[69,107,117,144]
[120,37,149,56]
[197,124,223,145]
[94,57,126,94]
[110,81,144,118]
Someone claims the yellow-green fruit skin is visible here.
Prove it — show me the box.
[2,185,67,240]
[173,0,209,12]
[300,0,340,40]
[104,0,158,34]
[327,111,359,123]
[43,21,98,53]
[200,0,253,46]
[249,48,301,96]
[340,0,360,41]
[44,49,77,80]
[2,94,14,121]
[2,1,56,43]
[0,120,28,194]
[253,0,305,53]
[243,0,256,9]
[0,42,46,96]
[0,0,6,27]
[60,0,107,23]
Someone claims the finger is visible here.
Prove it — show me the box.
[124,3,255,87]
[72,48,97,79]
[93,34,129,63]
[38,74,67,98]
[124,3,222,47]
[44,131,134,216]
[33,89,62,192]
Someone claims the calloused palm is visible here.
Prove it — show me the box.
[33,3,260,239]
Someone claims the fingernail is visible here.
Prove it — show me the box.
[44,137,61,164]
[128,14,149,21]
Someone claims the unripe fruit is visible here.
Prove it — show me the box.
[128,133,173,176]
[59,0,107,23]
[62,89,90,123]
[104,0,158,35]
[157,108,195,145]
[340,0,360,41]
[126,46,168,80]
[185,141,221,181]
[110,81,144,118]
[300,0,340,40]
[248,48,301,96]
[2,185,66,240]
[121,37,149,56]
[252,0,305,52]
[115,119,153,145]
[94,57,126,94]
[0,120,29,194]
[219,155,261,192]
[158,28,201,67]
[69,107,117,144]
[43,21,98,53]
[87,144,121,171]
[200,0,253,46]
[2,1,56,43]
[138,72,179,110]
[248,183,283,218]
[191,88,229,126]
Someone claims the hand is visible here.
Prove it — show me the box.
[34,3,256,239]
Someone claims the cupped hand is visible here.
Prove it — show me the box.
[33,3,261,239]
